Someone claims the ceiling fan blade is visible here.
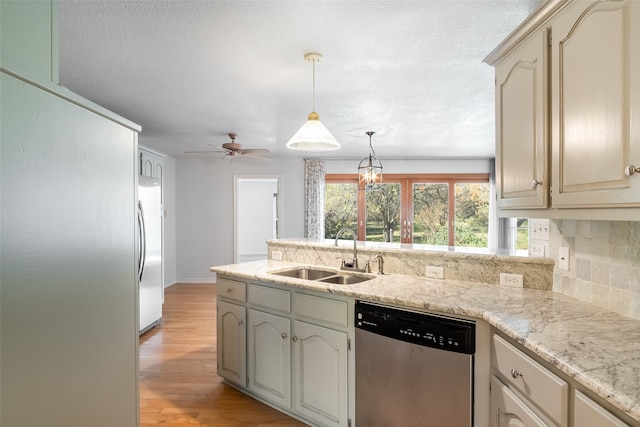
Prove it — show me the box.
[184,150,227,154]
[241,148,270,155]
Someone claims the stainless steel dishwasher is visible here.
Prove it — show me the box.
[355,301,476,426]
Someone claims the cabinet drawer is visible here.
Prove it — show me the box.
[293,293,348,328]
[574,391,628,427]
[248,284,290,313]
[492,334,568,425]
[217,277,246,302]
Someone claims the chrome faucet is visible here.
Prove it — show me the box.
[334,227,358,269]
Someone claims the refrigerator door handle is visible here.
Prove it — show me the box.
[138,200,146,282]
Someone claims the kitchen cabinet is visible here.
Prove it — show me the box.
[247,283,291,407]
[485,0,640,219]
[551,0,640,208]
[574,390,629,427]
[216,275,354,427]
[216,278,247,387]
[491,334,568,426]
[139,146,164,180]
[494,28,549,209]
[491,376,549,426]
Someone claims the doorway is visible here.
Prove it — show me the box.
[234,175,282,263]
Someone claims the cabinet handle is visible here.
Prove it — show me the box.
[624,165,640,176]
[282,333,287,339]
[510,368,523,379]
[226,288,233,293]
[531,179,542,188]
[292,336,298,342]
[238,320,244,326]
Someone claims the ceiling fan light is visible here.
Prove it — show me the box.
[286,113,340,152]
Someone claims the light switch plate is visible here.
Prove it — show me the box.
[530,244,545,257]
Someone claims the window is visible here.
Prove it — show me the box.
[325,174,490,247]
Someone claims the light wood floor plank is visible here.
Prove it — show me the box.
[139,283,307,427]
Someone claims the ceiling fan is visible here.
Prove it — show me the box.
[185,133,271,159]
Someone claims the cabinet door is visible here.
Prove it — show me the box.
[551,0,640,207]
[139,148,164,179]
[217,300,246,386]
[248,309,291,408]
[495,29,548,209]
[491,377,550,427]
[292,320,348,427]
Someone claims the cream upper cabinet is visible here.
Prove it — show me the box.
[551,0,640,207]
[495,28,549,209]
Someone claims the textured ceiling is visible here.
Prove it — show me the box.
[57,1,538,160]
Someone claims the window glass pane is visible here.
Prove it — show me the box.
[365,183,401,242]
[454,183,489,247]
[324,183,358,239]
[516,218,529,250]
[412,183,449,245]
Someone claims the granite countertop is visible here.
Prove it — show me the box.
[211,259,640,424]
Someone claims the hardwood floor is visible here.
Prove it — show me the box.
[139,283,307,427]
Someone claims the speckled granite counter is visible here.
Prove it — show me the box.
[211,259,640,424]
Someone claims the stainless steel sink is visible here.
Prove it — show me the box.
[269,267,374,285]
[318,274,373,285]
[271,267,336,280]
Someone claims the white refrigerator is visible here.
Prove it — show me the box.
[138,175,163,333]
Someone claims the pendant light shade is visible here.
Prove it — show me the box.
[286,53,340,152]
[358,131,383,191]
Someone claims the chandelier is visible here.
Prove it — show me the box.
[358,131,383,191]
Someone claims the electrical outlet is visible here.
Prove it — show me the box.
[425,266,444,279]
[272,251,283,261]
[558,246,569,271]
[500,273,523,288]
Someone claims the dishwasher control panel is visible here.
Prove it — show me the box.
[355,301,475,355]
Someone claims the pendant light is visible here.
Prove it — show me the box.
[358,131,383,191]
[286,52,340,152]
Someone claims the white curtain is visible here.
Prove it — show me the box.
[304,159,325,240]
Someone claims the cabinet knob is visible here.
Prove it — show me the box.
[531,179,542,188]
[238,320,244,326]
[282,333,288,339]
[624,165,640,176]
[510,368,523,379]
[292,336,298,342]
[226,288,232,293]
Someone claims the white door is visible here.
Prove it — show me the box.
[235,176,281,263]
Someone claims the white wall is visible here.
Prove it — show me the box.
[325,158,492,174]
[162,155,177,287]
[175,157,305,282]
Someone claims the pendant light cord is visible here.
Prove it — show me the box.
[312,58,316,112]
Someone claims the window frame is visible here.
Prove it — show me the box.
[326,173,489,245]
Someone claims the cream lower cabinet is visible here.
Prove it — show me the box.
[491,376,549,426]
[574,391,629,427]
[491,334,568,426]
[248,309,292,408]
[217,276,353,427]
[292,320,348,427]
[217,300,247,386]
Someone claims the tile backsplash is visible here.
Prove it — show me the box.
[550,219,640,320]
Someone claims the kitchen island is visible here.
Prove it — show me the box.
[212,242,640,426]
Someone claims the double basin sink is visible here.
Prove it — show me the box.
[269,267,374,285]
